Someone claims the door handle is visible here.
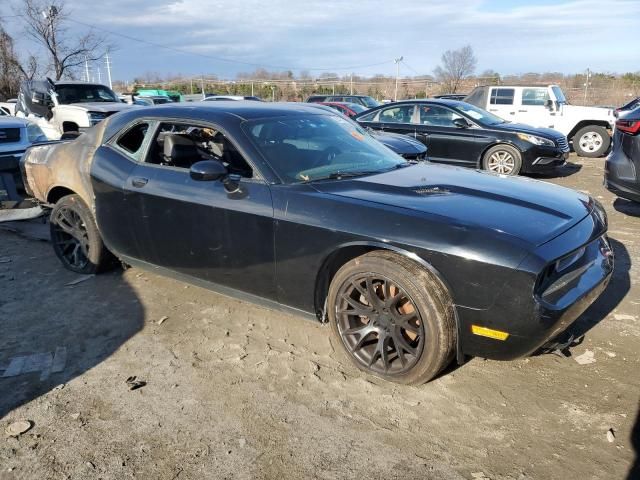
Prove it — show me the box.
[509,112,515,115]
[131,177,148,188]
[518,110,527,112]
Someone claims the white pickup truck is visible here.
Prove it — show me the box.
[15,79,135,140]
[464,85,615,157]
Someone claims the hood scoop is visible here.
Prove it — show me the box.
[412,185,451,196]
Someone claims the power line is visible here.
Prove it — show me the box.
[62,16,394,73]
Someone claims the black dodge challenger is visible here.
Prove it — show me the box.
[21,102,614,384]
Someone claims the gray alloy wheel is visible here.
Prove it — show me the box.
[327,251,456,385]
[482,144,522,176]
[50,194,116,274]
[572,125,610,158]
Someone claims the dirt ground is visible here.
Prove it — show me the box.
[1,154,639,480]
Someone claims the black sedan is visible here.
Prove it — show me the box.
[354,100,570,176]
[22,103,613,384]
[605,107,640,202]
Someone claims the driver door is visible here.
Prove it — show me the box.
[124,120,277,299]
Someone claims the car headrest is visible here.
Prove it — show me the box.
[163,134,199,166]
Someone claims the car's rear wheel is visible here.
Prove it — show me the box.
[50,194,116,274]
[327,251,455,385]
[482,144,522,175]
[573,125,610,158]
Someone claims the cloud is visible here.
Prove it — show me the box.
[11,0,640,78]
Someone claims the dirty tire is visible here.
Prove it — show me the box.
[327,250,456,385]
[572,125,610,158]
[50,194,116,274]
[482,144,522,176]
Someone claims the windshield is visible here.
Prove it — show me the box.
[361,96,380,108]
[346,103,368,113]
[54,84,119,104]
[551,86,567,104]
[454,102,506,125]
[243,114,406,183]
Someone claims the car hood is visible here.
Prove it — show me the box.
[0,117,30,129]
[562,104,614,121]
[312,163,593,247]
[492,122,565,140]
[369,131,427,154]
[56,102,135,113]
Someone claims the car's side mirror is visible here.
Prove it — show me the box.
[545,99,554,110]
[190,160,227,181]
[453,117,470,129]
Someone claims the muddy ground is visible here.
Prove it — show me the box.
[1,154,638,480]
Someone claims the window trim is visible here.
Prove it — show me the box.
[489,88,515,106]
[108,117,265,182]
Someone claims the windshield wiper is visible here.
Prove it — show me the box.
[302,170,383,183]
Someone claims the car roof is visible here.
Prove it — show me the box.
[55,81,109,87]
[375,99,466,108]
[115,102,339,122]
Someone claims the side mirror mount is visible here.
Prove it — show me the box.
[190,160,227,181]
[31,92,45,105]
[545,99,554,110]
[453,117,470,129]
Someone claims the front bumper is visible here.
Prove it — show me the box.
[457,209,613,360]
[522,145,570,173]
[0,150,26,189]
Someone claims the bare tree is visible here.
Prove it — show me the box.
[0,24,38,99]
[433,45,477,93]
[20,0,110,80]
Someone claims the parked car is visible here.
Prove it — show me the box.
[306,94,380,108]
[136,89,182,103]
[139,95,174,105]
[0,99,17,116]
[464,85,615,157]
[21,102,613,384]
[433,94,468,101]
[319,102,369,118]
[605,107,640,202]
[15,80,136,140]
[355,99,569,176]
[614,97,640,118]
[203,95,262,101]
[0,116,48,190]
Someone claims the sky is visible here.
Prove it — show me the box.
[4,0,640,80]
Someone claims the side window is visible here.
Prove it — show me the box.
[418,105,460,127]
[378,105,415,124]
[357,109,378,122]
[145,122,253,178]
[521,88,549,106]
[116,123,149,156]
[489,88,515,105]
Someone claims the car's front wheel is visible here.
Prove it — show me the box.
[327,251,456,385]
[50,194,116,274]
[482,144,522,175]
[572,125,610,158]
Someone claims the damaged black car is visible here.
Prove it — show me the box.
[21,103,613,384]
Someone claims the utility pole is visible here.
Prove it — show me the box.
[190,78,194,95]
[583,68,591,103]
[84,57,90,83]
[394,56,403,101]
[350,73,353,95]
[201,76,205,99]
[251,82,254,96]
[105,52,113,89]
[97,67,102,84]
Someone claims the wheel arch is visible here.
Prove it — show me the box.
[313,241,464,362]
[46,185,77,204]
[62,121,80,133]
[568,120,611,141]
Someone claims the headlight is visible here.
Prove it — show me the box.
[87,112,107,125]
[516,132,556,147]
